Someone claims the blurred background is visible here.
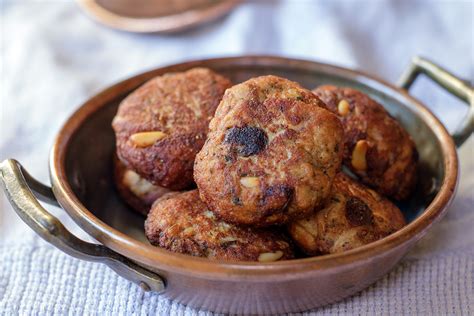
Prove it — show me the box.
[0,0,473,314]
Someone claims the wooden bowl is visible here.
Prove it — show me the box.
[1,56,472,314]
[76,0,240,33]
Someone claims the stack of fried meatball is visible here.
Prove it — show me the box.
[112,68,417,262]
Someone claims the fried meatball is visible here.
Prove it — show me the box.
[112,68,232,190]
[114,156,171,215]
[194,76,344,227]
[288,173,406,255]
[145,190,294,262]
[312,85,418,200]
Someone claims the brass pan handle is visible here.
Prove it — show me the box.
[0,159,165,293]
[398,56,474,147]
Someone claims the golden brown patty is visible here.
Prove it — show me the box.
[145,190,294,261]
[312,85,418,200]
[114,156,171,216]
[112,68,232,190]
[288,173,406,255]
[194,76,344,227]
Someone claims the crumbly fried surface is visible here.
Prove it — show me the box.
[288,173,406,255]
[194,76,344,227]
[112,68,232,190]
[145,190,294,261]
[114,156,172,216]
[312,85,418,200]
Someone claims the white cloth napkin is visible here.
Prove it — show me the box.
[1,0,473,314]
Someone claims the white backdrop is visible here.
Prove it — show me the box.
[1,0,473,314]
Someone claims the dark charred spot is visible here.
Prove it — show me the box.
[262,208,285,218]
[224,154,235,163]
[220,240,238,249]
[331,196,341,203]
[345,197,373,226]
[224,126,268,157]
[265,185,294,202]
[259,185,294,212]
[231,196,242,205]
[229,186,242,206]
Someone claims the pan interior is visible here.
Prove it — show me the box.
[65,63,444,243]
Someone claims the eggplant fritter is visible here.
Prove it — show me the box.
[114,156,171,215]
[194,76,344,227]
[312,85,418,200]
[288,173,406,255]
[112,68,232,190]
[145,190,294,262]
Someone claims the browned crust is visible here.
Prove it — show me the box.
[288,173,406,255]
[112,68,232,190]
[145,190,295,261]
[312,85,418,200]
[194,76,344,227]
[113,155,172,215]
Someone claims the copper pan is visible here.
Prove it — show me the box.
[1,56,472,314]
